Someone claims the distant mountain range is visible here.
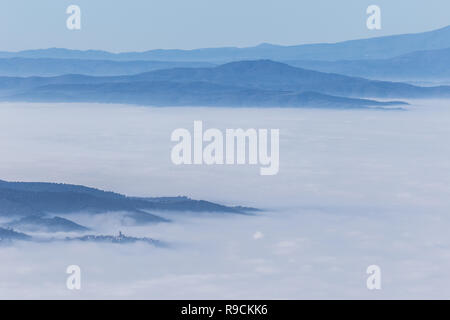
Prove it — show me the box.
[286,47,450,82]
[2,60,450,108]
[3,80,407,109]
[0,26,447,105]
[0,58,214,77]
[1,25,450,62]
[1,46,450,82]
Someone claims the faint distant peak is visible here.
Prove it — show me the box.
[433,25,450,32]
[218,59,290,68]
[255,43,280,48]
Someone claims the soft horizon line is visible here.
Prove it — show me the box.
[1,24,448,55]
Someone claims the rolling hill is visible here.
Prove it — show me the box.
[6,216,89,233]
[0,179,256,222]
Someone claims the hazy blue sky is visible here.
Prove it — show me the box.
[1,0,449,52]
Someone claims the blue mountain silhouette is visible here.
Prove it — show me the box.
[286,47,450,81]
[2,60,450,108]
[0,25,449,62]
[6,215,89,233]
[0,179,257,224]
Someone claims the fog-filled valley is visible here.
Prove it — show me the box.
[2,21,450,299]
[1,100,450,298]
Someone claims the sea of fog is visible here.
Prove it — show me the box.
[0,100,450,299]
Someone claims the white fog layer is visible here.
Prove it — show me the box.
[1,101,450,299]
